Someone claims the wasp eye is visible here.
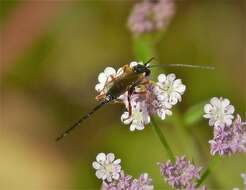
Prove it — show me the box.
[133,64,151,76]
[133,65,144,73]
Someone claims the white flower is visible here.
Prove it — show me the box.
[155,73,186,106]
[156,106,172,120]
[121,101,150,131]
[129,61,143,68]
[95,67,124,93]
[92,152,121,182]
[95,67,117,92]
[145,83,173,120]
[120,82,173,129]
[203,97,235,127]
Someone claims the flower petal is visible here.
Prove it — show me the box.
[116,67,124,76]
[121,112,132,125]
[204,104,212,113]
[107,175,112,182]
[175,84,186,94]
[222,98,230,107]
[95,83,104,92]
[98,73,107,83]
[104,67,116,77]
[112,172,120,180]
[130,123,137,131]
[210,97,220,106]
[226,105,235,114]
[173,79,181,87]
[92,161,101,170]
[158,74,166,83]
[113,159,121,165]
[96,169,105,179]
[106,153,115,162]
[167,73,176,81]
[130,61,138,68]
[96,153,106,163]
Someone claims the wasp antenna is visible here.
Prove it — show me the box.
[144,57,155,66]
[150,63,215,70]
[56,100,109,142]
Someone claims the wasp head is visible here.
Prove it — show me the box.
[132,64,151,76]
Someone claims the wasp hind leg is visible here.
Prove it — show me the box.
[96,93,106,101]
[127,90,133,117]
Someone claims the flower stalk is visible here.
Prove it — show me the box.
[196,156,219,187]
[151,117,175,162]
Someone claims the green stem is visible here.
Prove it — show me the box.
[197,168,210,187]
[196,156,219,187]
[151,117,175,162]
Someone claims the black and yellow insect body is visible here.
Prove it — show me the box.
[56,59,152,141]
[96,63,151,101]
[56,58,214,141]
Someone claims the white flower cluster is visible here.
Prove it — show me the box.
[92,152,154,190]
[92,153,121,182]
[120,73,185,131]
[95,67,123,95]
[203,97,235,128]
[203,97,246,156]
[95,61,186,131]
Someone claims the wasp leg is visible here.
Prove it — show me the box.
[127,91,133,117]
[139,79,150,86]
[113,99,123,104]
[126,83,138,118]
[96,93,106,101]
[132,91,147,95]
[109,74,116,81]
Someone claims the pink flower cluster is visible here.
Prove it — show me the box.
[204,97,246,156]
[127,0,175,34]
[158,156,206,190]
[209,114,246,156]
[102,171,154,190]
[120,73,185,131]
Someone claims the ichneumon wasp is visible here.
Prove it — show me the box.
[56,58,213,141]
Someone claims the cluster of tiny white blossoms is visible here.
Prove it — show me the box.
[203,97,246,156]
[95,61,186,131]
[92,152,154,190]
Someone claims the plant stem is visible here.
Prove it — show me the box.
[197,168,210,187]
[151,117,175,162]
[196,156,219,187]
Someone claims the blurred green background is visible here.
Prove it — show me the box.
[1,1,245,189]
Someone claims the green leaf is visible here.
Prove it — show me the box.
[183,100,207,126]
